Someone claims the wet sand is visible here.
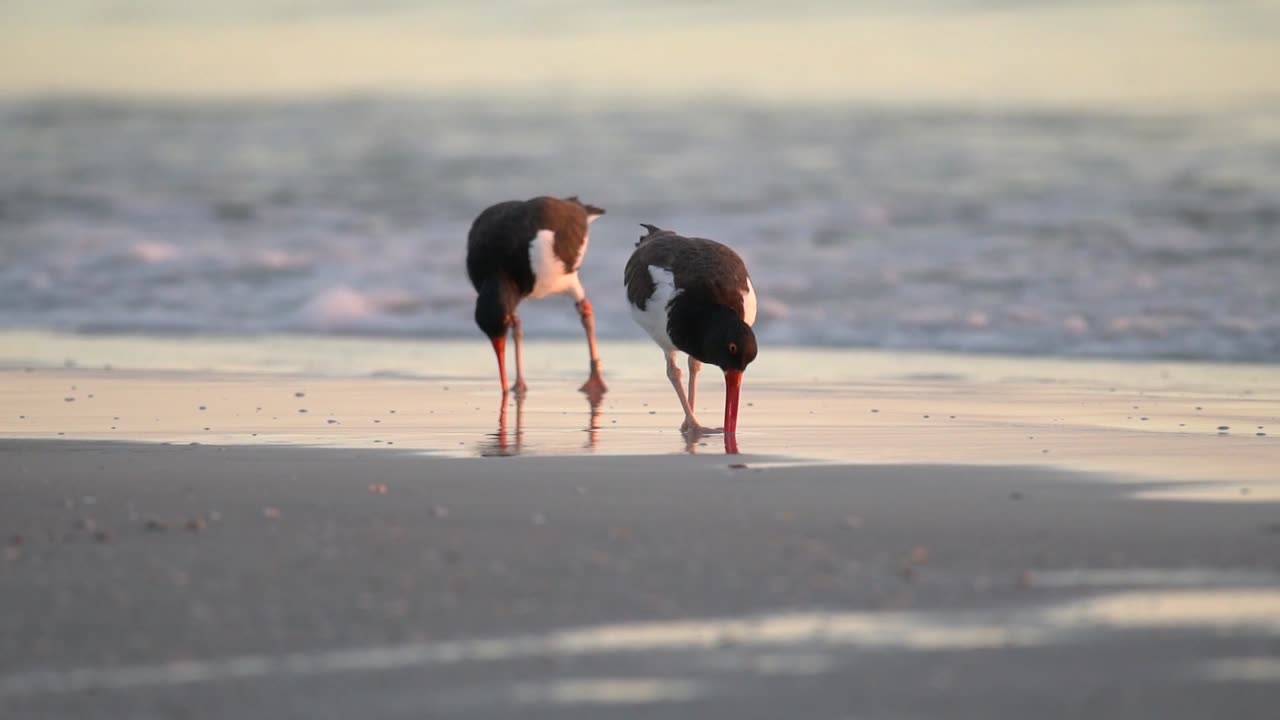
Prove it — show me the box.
[2,335,1280,718]
[2,332,1278,495]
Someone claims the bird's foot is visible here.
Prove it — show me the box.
[681,419,723,436]
[579,373,607,400]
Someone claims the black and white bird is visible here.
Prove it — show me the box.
[466,196,607,398]
[624,224,757,438]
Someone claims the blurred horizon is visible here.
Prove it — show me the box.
[3,2,1278,363]
[3,1,1280,107]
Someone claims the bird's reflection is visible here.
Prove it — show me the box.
[477,389,606,457]
[584,392,603,450]
[725,433,740,455]
[681,428,741,455]
[479,392,524,457]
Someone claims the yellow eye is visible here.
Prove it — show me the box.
[728,342,738,354]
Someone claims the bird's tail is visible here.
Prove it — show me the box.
[564,196,606,217]
[636,223,670,247]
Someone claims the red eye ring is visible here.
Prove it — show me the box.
[728,342,739,354]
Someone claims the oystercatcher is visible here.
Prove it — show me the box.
[466,196,607,397]
[624,224,757,438]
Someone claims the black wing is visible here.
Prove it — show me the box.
[625,226,750,316]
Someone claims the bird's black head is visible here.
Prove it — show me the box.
[474,276,516,340]
[698,313,758,373]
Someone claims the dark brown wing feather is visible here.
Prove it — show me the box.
[532,197,592,271]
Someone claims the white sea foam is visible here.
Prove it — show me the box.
[302,287,378,329]
[129,241,179,264]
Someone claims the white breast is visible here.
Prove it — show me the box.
[629,265,682,351]
[742,277,757,327]
[528,230,582,300]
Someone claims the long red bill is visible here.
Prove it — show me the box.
[491,336,508,395]
[723,370,743,435]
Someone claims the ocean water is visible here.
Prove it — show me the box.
[1,96,1277,361]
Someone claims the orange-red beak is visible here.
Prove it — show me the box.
[723,369,743,435]
[491,336,508,394]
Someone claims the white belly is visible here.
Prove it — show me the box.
[742,277,757,327]
[630,265,681,351]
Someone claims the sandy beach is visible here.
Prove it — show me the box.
[4,2,1279,716]
[2,333,1279,718]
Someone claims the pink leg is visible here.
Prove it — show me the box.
[665,352,720,435]
[577,298,607,399]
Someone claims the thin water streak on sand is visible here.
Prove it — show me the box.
[3,588,1279,699]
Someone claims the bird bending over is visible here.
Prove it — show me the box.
[624,223,757,439]
[466,195,607,398]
